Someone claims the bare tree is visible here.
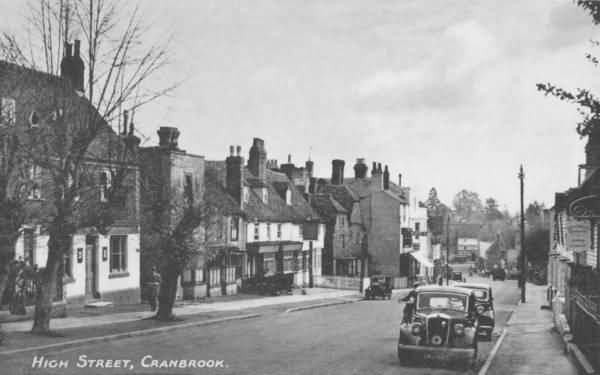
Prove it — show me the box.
[140,168,229,321]
[0,0,175,334]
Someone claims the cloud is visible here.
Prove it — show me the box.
[354,19,499,112]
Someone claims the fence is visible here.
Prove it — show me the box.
[570,289,600,372]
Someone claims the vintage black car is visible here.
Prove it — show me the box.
[453,282,494,340]
[365,276,392,300]
[452,272,464,282]
[491,268,506,281]
[397,285,479,367]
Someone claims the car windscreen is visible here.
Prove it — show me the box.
[416,292,468,312]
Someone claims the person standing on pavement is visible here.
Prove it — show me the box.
[399,282,421,324]
[148,266,162,312]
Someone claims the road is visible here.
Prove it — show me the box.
[1,274,520,375]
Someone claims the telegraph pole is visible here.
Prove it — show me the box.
[519,165,526,303]
[446,214,450,286]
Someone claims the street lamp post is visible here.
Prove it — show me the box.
[519,165,526,303]
[446,215,450,286]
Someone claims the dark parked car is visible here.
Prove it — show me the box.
[397,285,480,368]
[452,272,464,282]
[365,276,392,300]
[453,282,494,340]
[491,268,506,281]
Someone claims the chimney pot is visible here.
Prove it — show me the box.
[377,163,382,173]
[354,158,367,179]
[288,154,291,163]
[383,165,390,190]
[371,162,377,175]
[157,126,180,150]
[236,145,241,156]
[229,145,234,156]
[65,43,72,57]
[398,173,402,187]
[331,159,345,185]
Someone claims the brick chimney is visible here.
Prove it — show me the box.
[354,158,367,179]
[280,154,295,179]
[383,165,390,190]
[331,159,345,185]
[371,162,383,191]
[305,160,314,178]
[60,40,84,92]
[226,145,243,204]
[248,138,267,181]
[157,127,180,150]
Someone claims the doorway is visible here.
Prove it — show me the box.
[85,236,98,299]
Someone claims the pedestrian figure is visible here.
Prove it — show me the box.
[438,275,444,286]
[11,264,27,315]
[400,282,421,324]
[148,266,162,312]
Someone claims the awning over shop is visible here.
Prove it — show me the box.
[410,251,434,268]
[246,241,303,254]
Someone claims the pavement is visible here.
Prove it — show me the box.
[483,283,580,375]
[1,287,364,333]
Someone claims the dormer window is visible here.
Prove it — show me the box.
[243,186,249,203]
[262,188,268,204]
[99,170,112,202]
[28,164,41,199]
[1,97,16,126]
[285,189,292,205]
[29,111,40,127]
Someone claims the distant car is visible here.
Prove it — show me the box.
[491,268,506,281]
[452,272,464,282]
[365,276,392,300]
[397,285,480,368]
[453,282,494,341]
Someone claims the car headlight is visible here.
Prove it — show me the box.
[411,323,422,335]
[454,323,465,336]
[476,305,485,314]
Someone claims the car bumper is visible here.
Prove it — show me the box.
[397,344,475,361]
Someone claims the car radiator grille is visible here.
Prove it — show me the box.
[427,317,449,346]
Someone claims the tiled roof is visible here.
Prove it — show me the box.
[204,165,244,216]
[310,194,347,220]
[316,184,358,212]
[242,168,319,223]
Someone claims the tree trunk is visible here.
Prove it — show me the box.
[31,237,62,334]
[155,264,180,321]
[0,236,16,305]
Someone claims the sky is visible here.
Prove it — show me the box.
[1,0,599,212]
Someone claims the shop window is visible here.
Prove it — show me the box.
[110,235,127,273]
[277,224,282,239]
[283,251,294,273]
[266,223,271,239]
[254,221,259,241]
[263,254,276,276]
